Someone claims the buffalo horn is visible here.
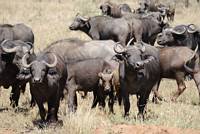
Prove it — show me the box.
[1,40,19,53]
[126,38,134,47]
[79,15,89,22]
[22,41,34,54]
[187,24,198,33]
[22,53,34,68]
[43,53,58,68]
[171,26,186,35]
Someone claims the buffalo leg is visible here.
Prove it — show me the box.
[29,86,36,107]
[152,79,162,103]
[20,84,26,94]
[121,84,130,117]
[10,85,20,107]
[108,91,114,113]
[66,78,78,113]
[68,89,77,113]
[91,91,98,108]
[47,96,59,123]
[38,103,46,122]
[137,90,151,120]
[172,72,186,101]
[193,72,200,103]
[116,85,122,106]
[97,87,106,109]
[119,63,130,116]
[30,95,36,108]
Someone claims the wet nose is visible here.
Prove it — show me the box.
[33,77,41,83]
[105,85,111,92]
[69,25,73,30]
[135,62,144,69]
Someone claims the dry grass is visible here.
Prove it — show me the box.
[0,0,200,133]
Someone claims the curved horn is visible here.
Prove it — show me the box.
[79,15,89,22]
[43,53,58,68]
[187,24,198,33]
[114,42,126,54]
[25,42,33,48]
[25,42,34,53]
[126,38,134,47]
[184,44,199,73]
[22,53,34,68]
[1,40,19,53]
[171,26,186,35]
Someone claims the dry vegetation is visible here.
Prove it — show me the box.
[0,0,200,133]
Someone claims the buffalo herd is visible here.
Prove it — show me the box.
[0,0,200,125]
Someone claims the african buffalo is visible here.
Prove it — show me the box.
[97,67,120,113]
[64,40,119,112]
[114,40,160,119]
[0,23,34,44]
[137,0,175,21]
[0,40,34,107]
[69,14,130,46]
[123,13,167,45]
[157,24,200,51]
[152,45,200,103]
[20,39,73,123]
[100,1,132,18]
[20,38,118,122]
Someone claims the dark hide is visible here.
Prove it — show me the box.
[69,15,131,46]
[0,23,34,44]
[115,42,160,119]
[152,46,200,103]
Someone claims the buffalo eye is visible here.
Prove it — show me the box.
[48,69,57,75]
[166,32,171,36]
[124,53,131,58]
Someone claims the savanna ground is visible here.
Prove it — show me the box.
[0,0,200,133]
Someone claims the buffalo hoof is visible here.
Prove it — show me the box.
[124,114,130,121]
[47,120,63,128]
[171,97,177,102]
[10,101,18,108]
[33,120,48,129]
[137,113,144,121]
[30,101,36,108]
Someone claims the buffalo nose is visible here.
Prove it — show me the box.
[69,25,73,30]
[105,87,111,91]
[135,62,144,69]
[33,77,41,83]
[104,85,111,92]
[157,33,162,38]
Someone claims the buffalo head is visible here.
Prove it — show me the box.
[114,39,147,71]
[139,0,150,12]
[21,52,58,83]
[157,25,187,46]
[0,40,33,68]
[100,2,112,16]
[98,68,113,92]
[69,14,90,30]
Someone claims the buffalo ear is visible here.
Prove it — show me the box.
[136,44,146,53]
[98,72,103,78]
[113,54,125,62]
